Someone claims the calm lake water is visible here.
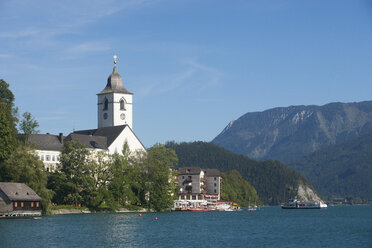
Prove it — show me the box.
[0,205,371,248]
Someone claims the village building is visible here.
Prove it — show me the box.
[0,182,42,217]
[177,167,221,201]
[24,57,145,171]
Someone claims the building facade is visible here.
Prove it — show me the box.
[177,167,221,201]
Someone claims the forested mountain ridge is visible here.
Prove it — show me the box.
[287,132,372,201]
[166,141,321,205]
[213,101,372,162]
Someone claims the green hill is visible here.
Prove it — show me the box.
[287,133,372,201]
[221,170,261,206]
[166,141,319,205]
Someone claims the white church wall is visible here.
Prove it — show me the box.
[108,127,146,155]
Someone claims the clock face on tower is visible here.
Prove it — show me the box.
[120,113,125,120]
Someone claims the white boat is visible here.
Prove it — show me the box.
[282,198,327,209]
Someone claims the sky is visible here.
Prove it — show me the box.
[1,0,372,148]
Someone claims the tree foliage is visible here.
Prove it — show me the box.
[221,170,261,206]
[19,111,39,135]
[49,142,178,212]
[1,144,53,214]
[144,144,178,211]
[0,79,17,163]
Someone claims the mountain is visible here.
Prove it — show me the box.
[213,101,372,162]
[166,141,321,205]
[287,132,372,201]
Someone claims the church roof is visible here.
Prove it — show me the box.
[0,182,42,201]
[73,125,127,147]
[21,125,143,152]
[64,133,108,150]
[97,65,133,95]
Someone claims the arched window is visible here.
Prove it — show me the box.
[120,99,126,110]
[103,98,108,110]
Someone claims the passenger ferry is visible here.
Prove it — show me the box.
[281,198,327,209]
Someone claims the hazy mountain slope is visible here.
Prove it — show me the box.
[287,133,372,200]
[212,101,372,162]
[166,141,321,205]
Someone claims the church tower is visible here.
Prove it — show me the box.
[97,56,133,129]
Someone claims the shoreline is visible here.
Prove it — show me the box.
[50,208,152,215]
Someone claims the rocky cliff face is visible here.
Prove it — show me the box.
[297,184,323,202]
[213,101,372,162]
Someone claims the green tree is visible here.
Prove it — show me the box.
[59,141,97,208]
[19,112,39,142]
[106,143,145,209]
[144,144,178,211]
[0,79,17,163]
[1,144,53,214]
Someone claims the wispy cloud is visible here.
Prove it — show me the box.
[0,27,40,39]
[137,59,225,98]
[67,41,112,54]
[0,54,12,58]
[183,59,225,92]
[0,0,160,59]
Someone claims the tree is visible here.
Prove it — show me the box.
[1,144,53,214]
[19,112,39,142]
[108,143,144,209]
[144,144,178,211]
[0,79,17,163]
[58,141,98,207]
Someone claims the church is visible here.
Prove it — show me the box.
[26,56,146,171]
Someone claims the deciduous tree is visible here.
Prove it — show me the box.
[0,79,17,163]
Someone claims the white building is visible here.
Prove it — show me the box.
[26,57,146,171]
[177,167,222,201]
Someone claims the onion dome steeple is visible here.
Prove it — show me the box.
[98,55,132,95]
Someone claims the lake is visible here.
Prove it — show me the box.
[0,205,371,247]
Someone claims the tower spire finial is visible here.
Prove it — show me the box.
[113,55,118,65]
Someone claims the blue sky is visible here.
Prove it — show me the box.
[1,0,372,148]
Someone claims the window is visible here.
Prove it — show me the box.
[14,202,17,207]
[103,98,108,110]
[214,177,217,181]
[214,189,217,193]
[192,195,196,200]
[46,155,50,161]
[31,202,34,207]
[36,202,39,208]
[41,155,44,161]
[21,202,24,207]
[120,99,125,110]
[57,155,60,161]
[214,183,217,187]
[52,155,55,161]
[182,176,184,179]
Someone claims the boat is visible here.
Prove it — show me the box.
[281,198,327,209]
